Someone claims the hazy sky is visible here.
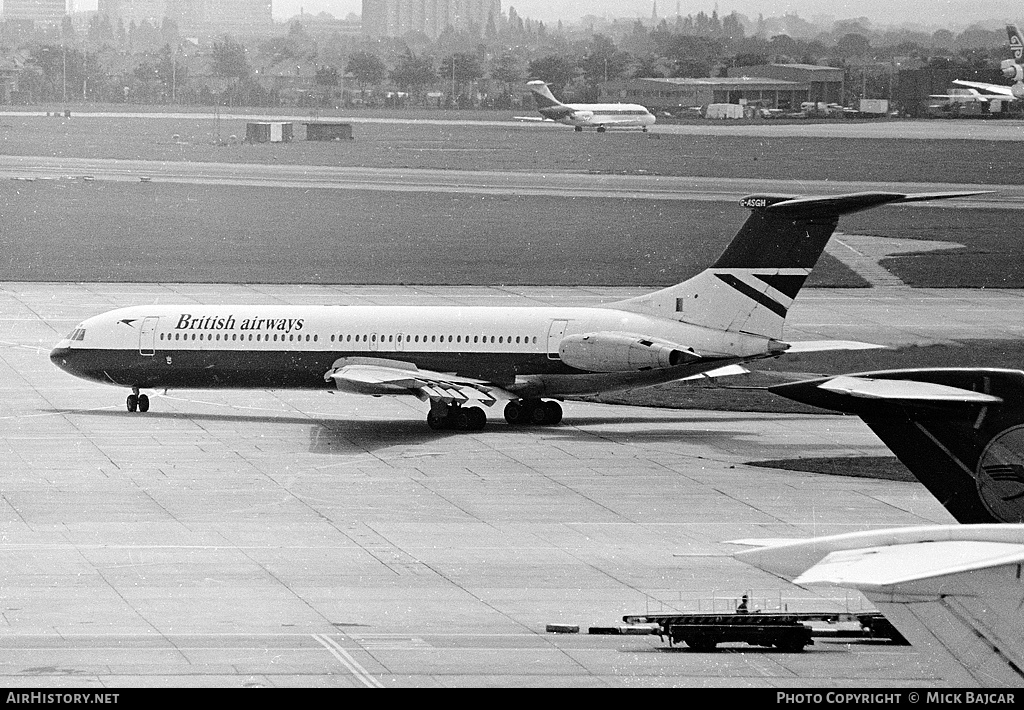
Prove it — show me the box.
[66,1,1023,28]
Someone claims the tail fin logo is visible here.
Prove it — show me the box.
[977,425,1024,522]
[1009,25,1023,60]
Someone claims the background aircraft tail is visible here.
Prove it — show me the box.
[610,192,982,342]
[526,79,565,109]
[1009,24,1023,62]
[770,368,1024,524]
[1003,24,1024,94]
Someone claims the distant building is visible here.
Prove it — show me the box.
[97,0,274,36]
[599,76,813,112]
[728,64,845,105]
[4,0,67,24]
[363,0,501,39]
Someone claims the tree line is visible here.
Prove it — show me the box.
[5,8,1016,113]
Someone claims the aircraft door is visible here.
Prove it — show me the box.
[369,332,379,351]
[396,333,405,351]
[547,320,568,360]
[139,317,159,356]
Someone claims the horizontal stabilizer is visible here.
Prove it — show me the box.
[782,340,884,353]
[743,190,992,218]
[816,375,1003,403]
[794,539,1024,589]
[733,524,1024,686]
[732,524,1024,581]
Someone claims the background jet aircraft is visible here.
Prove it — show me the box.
[735,524,1024,687]
[50,192,977,432]
[520,80,656,132]
[932,24,1024,102]
[770,367,1024,524]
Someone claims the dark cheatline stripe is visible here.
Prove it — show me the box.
[754,274,806,300]
[714,274,788,318]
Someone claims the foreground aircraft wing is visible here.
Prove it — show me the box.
[733,525,1024,687]
[325,358,514,406]
[769,368,1024,523]
[512,116,554,122]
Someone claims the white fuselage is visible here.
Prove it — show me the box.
[50,304,775,397]
[559,103,656,129]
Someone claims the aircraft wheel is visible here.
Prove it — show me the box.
[427,409,448,430]
[529,403,550,425]
[504,401,525,425]
[574,125,583,132]
[597,126,607,133]
[543,401,562,425]
[126,394,138,413]
[138,394,150,413]
[466,407,486,431]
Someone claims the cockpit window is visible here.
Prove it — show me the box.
[66,328,86,341]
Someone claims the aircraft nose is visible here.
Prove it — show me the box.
[50,345,73,372]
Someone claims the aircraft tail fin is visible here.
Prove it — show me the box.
[526,79,565,109]
[769,368,1024,524]
[1009,24,1023,62]
[610,192,985,342]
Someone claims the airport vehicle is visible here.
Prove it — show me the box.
[735,525,1024,686]
[931,24,1024,103]
[622,610,902,651]
[49,191,978,431]
[520,80,656,132]
[769,368,1024,523]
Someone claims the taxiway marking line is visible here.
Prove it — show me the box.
[312,634,384,688]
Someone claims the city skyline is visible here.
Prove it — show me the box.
[50,0,1024,27]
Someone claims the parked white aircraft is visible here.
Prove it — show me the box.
[50,192,978,432]
[932,24,1024,103]
[521,80,656,132]
[735,524,1024,687]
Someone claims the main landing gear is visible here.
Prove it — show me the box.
[503,399,563,427]
[427,402,487,431]
[126,387,149,413]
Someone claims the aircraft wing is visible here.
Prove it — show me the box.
[951,80,1016,98]
[734,525,1024,687]
[512,116,554,122]
[324,358,514,406]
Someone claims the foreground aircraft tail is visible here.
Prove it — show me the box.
[734,524,1024,687]
[611,192,984,342]
[770,368,1024,523]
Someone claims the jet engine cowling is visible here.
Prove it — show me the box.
[558,332,698,372]
[1001,59,1024,83]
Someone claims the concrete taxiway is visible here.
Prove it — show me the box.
[1,280,1016,687]
[0,155,1019,208]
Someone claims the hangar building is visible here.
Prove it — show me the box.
[599,65,844,113]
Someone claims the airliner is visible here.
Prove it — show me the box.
[522,80,656,132]
[932,24,1024,103]
[50,191,977,432]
